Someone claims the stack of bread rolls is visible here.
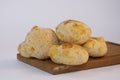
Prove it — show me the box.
[18,20,107,65]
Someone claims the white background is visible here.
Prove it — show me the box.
[0,0,120,80]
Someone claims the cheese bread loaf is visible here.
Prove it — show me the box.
[83,37,107,57]
[18,26,59,59]
[56,20,91,44]
[48,43,89,65]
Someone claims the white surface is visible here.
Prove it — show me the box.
[0,0,120,80]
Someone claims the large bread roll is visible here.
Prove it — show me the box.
[48,43,89,65]
[18,26,59,59]
[56,20,91,44]
[83,37,107,57]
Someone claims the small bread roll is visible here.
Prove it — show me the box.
[18,26,59,59]
[48,43,89,65]
[56,20,91,44]
[83,37,107,57]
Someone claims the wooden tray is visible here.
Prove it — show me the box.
[17,42,120,74]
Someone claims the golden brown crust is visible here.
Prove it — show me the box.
[62,43,73,49]
[83,37,107,57]
[56,20,91,45]
[48,43,89,65]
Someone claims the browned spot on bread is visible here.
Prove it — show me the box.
[30,47,35,52]
[64,20,81,25]
[62,43,73,49]
[73,23,79,27]
[32,26,39,30]
[64,20,73,25]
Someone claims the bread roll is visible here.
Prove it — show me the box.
[83,37,107,57]
[48,43,89,65]
[18,26,59,59]
[56,20,91,44]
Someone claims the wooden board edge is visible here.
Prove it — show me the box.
[17,54,120,75]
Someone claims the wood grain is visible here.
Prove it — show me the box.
[17,42,120,74]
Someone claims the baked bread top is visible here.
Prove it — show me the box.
[83,37,107,57]
[56,20,91,44]
[48,43,89,65]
